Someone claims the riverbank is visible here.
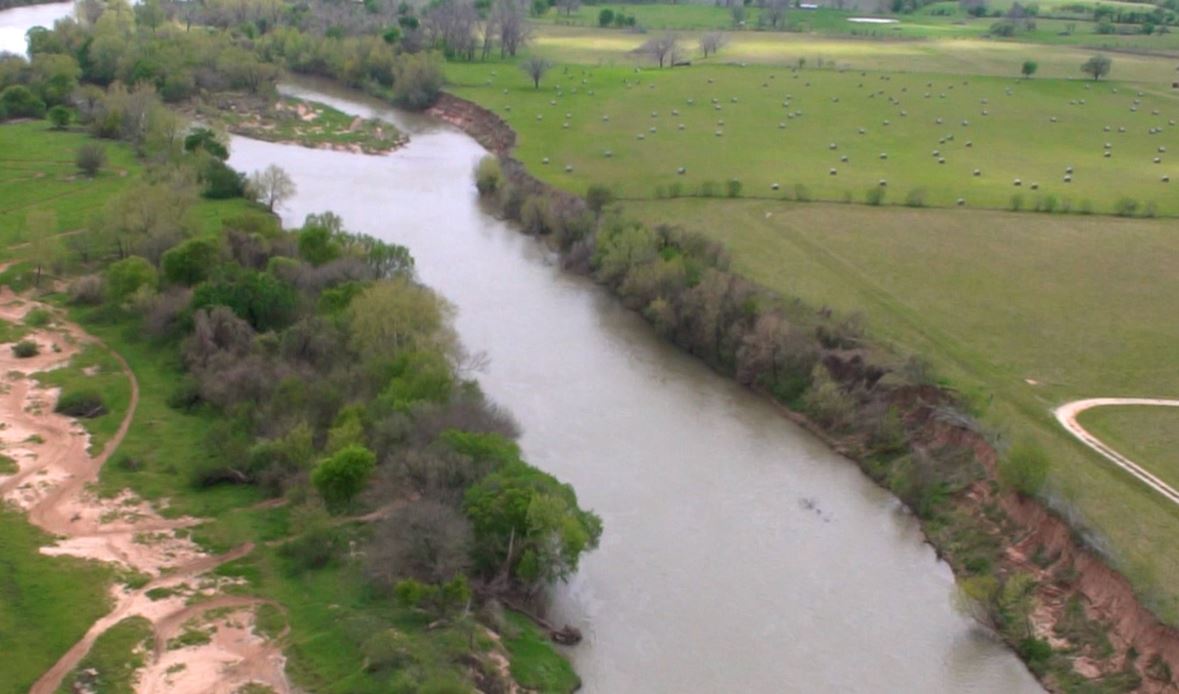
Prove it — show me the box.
[434,89,1179,692]
[183,92,408,156]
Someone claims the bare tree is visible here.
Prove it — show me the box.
[641,33,681,68]
[521,55,553,88]
[249,165,296,211]
[365,501,473,586]
[554,0,580,16]
[699,31,727,57]
[424,0,479,60]
[763,0,788,29]
[491,0,530,57]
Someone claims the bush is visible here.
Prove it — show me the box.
[75,143,107,177]
[47,105,71,130]
[392,52,443,110]
[0,85,46,120]
[12,340,39,358]
[24,308,51,327]
[520,195,553,235]
[55,390,108,418]
[726,179,743,198]
[1035,195,1057,213]
[793,183,811,202]
[474,156,501,196]
[699,180,717,198]
[68,275,105,305]
[200,159,246,199]
[1009,193,1024,211]
[311,444,376,511]
[586,184,614,215]
[903,188,926,207]
[162,238,220,286]
[105,256,157,303]
[866,187,887,206]
[598,8,615,26]
[999,439,1049,497]
[1114,197,1139,217]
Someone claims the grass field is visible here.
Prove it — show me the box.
[1079,405,1179,491]
[447,59,1179,214]
[0,121,254,253]
[621,196,1179,621]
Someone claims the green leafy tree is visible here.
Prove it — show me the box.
[161,237,220,286]
[464,461,602,591]
[192,269,298,331]
[598,8,614,26]
[0,85,46,120]
[1081,54,1111,80]
[1020,59,1038,78]
[47,105,71,129]
[312,444,376,511]
[105,256,157,303]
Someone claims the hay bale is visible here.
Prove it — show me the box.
[973,169,981,176]
[542,157,550,164]
[829,168,837,175]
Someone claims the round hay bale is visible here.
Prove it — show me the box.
[973,169,981,176]
[829,168,837,175]
[564,164,573,172]
[956,198,966,206]
[542,157,550,164]
[772,182,780,190]
[1013,178,1022,186]
[880,153,888,159]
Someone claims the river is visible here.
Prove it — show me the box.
[3,5,1042,692]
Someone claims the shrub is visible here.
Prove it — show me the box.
[47,105,71,130]
[585,184,614,215]
[311,444,376,511]
[1009,193,1024,211]
[520,195,553,235]
[68,275,104,305]
[699,180,718,198]
[793,183,811,202]
[1114,197,1139,217]
[392,52,443,110]
[865,187,887,206]
[726,179,743,198]
[0,85,46,120]
[12,340,39,358]
[55,390,108,418]
[999,439,1049,497]
[668,182,683,198]
[903,188,926,207]
[24,308,51,327]
[162,238,220,286]
[105,256,157,303]
[802,364,855,431]
[199,159,246,199]
[75,143,107,177]
[1035,195,1057,213]
[474,156,501,196]
[598,8,615,26]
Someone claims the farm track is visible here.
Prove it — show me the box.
[1054,398,1179,506]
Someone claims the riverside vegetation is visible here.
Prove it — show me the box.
[3,0,1178,689]
[0,3,600,691]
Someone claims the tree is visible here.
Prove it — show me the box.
[464,461,602,591]
[105,256,157,303]
[0,85,46,120]
[763,0,788,29]
[1020,59,1038,78]
[520,55,552,89]
[161,237,220,286]
[184,127,228,160]
[641,34,681,68]
[585,184,614,216]
[392,52,443,110]
[348,279,455,362]
[730,5,747,27]
[312,444,376,511]
[48,106,71,130]
[554,0,580,15]
[366,501,473,585]
[598,8,614,26]
[491,0,530,57]
[249,164,296,211]
[25,210,62,287]
[1081,54,1112,80]
[700,31,727,58]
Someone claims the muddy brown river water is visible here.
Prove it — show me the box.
[1,5,1043,690]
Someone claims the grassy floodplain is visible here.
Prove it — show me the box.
[448,15,1179,623]
[1078,406,1179,491]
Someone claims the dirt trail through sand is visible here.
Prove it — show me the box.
[1054,398,1179,506]
[0,290,288,694]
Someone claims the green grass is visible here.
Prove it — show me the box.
[196,94,405,154]
[624,196,1179,622]
[502,612,580,693]
[56,616,154,694]
[1079,405,1179,491]
[0,506,113,694]
[35,342,132,455]
[447,60,1179,214]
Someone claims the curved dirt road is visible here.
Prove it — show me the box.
[0,292,288,694]
[1054,398,1179,507]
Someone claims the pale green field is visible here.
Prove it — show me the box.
[622,197,1179,621]
[448,61,1179,214]
[1079,406,1179,491]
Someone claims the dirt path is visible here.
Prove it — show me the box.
[0,291,289,694]
[1054,398,1179,506]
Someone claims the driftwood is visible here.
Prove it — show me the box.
[498,596,583,645]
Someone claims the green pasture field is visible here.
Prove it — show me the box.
[447,59,1179,214]
[1078,405,1179,491]
[622,196,1179,622]
[0,121,254,253]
